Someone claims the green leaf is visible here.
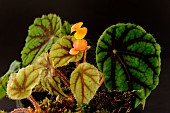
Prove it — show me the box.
[35,53,67,97]
[49,36,83,67]
[21,14,62,66]
[59,21,72,38]
[96,23,161,108]
[0,60,21,99]
[70,62,100,105]
[0,75,8,99]
[7,65,42,100]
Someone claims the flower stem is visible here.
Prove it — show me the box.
[99,72,104,86]
[83,50,87,62]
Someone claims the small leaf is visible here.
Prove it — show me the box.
[35,53,67,97]
[70,62,100,105]
[59,21,72,38]
[6,60,21,75]
[21,14,62,66]
[96,23,161,108]
[0,75,8,99]
[7,65,42,100]
[40,70,67,97]
[50,36,83,67]
[0,60,21,99]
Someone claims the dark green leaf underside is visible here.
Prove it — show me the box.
[96,23,161,108]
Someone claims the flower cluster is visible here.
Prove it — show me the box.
[69,22,88,55]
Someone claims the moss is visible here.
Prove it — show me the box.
[82,90,136,113]
[23,90,136,113]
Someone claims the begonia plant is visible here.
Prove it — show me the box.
[0,14,161,113]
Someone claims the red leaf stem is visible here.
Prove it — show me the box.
[11,108,31,113]
[27,95,39,111]
[55,69,70,87]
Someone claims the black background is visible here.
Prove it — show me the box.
[0,0,169,112]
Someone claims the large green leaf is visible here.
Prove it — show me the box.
[70,62,100,105]
[49,36,83,67]
[21,14,63,67]
[34,53,67,97]
[7,65,42,100]
[96,23,161,108]
[0,60,21,99]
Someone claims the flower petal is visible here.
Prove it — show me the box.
[71,22,83,33]
[69,48,80,55]
[74,27,87,39]
[73,39,88,51]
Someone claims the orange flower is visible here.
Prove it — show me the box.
[69,48,79,55]
[70,22,88,55]
[73,39,87,51]
[74,27,87,39]
[71,22,87,39]
[71,22,83,33]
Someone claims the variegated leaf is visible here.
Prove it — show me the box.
[70,62,100,105]
[49,36,83,67]
[21,14,62,66]
[59,21,72,38]
[7,65,42,100]
[35,53,67,97]
[96,23,161,108]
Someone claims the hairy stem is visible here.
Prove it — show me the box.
[11,108,31,113]
[55,69,70,87]
[27,95,39,111]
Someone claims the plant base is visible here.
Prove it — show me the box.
[16,90,142,113]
